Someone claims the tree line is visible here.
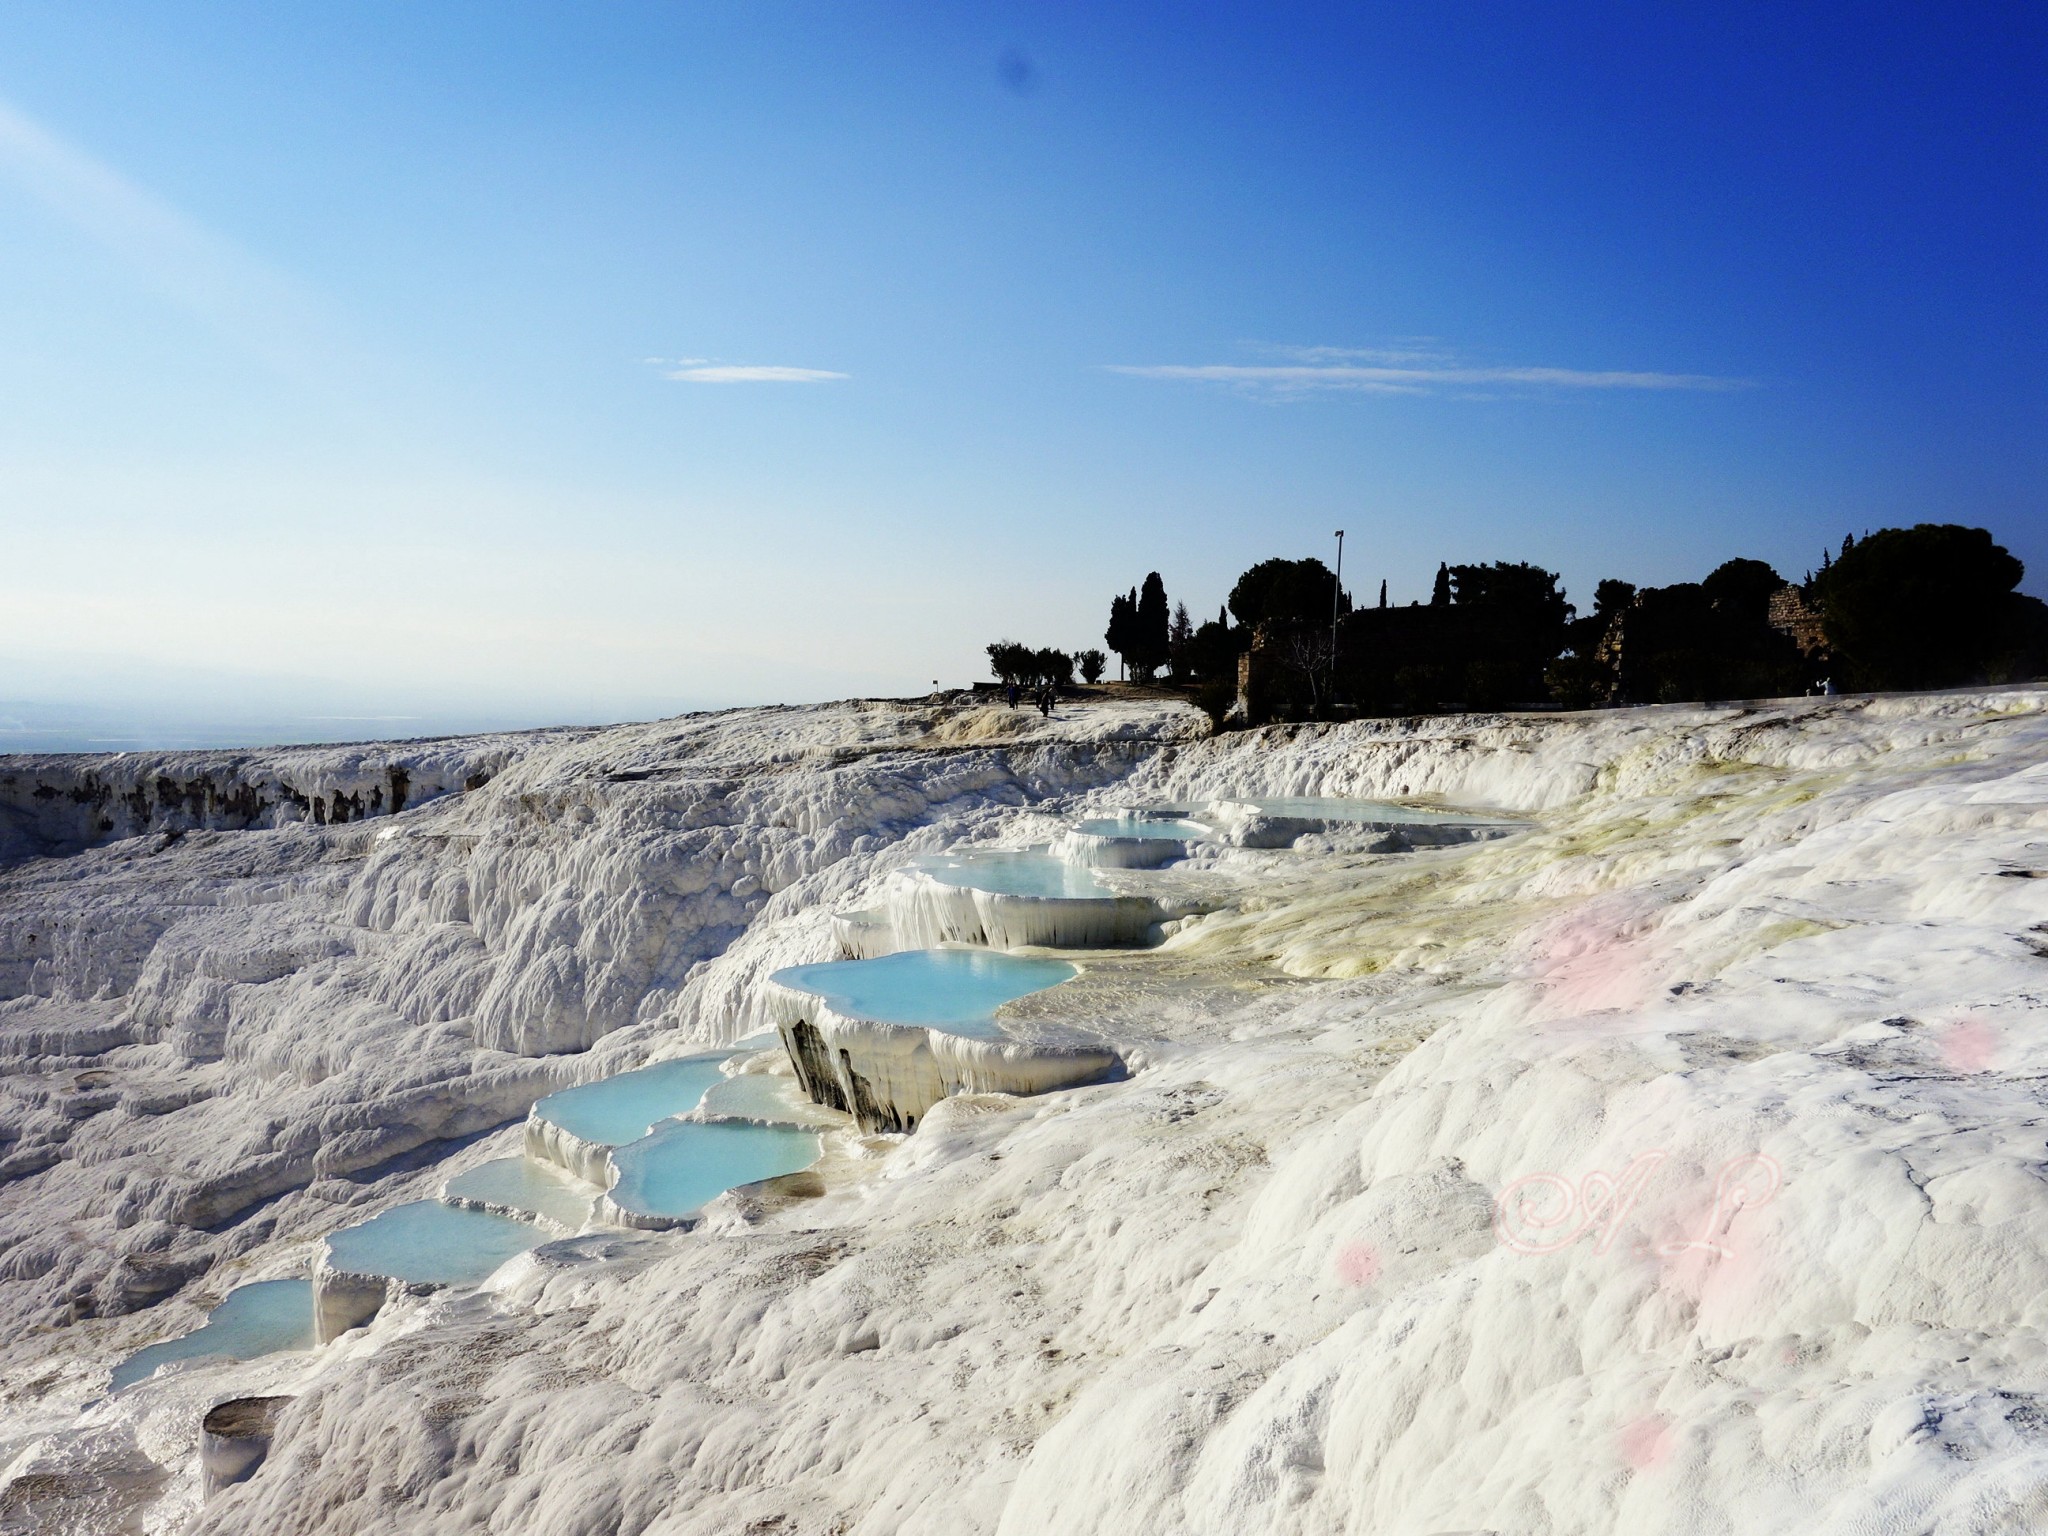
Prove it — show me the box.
[983,522,2047,722]
[983,640,1107,689]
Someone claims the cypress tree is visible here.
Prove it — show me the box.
[1135,572,1170,680]
[1105,591,1135,680]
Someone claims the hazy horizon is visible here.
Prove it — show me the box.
[0,697,601,754]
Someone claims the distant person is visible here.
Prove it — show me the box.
[1006,682,1019,709]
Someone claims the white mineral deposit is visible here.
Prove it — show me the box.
[3,690,2047,1532]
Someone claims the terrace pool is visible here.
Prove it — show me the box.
[442,1157,593,1230]
[700,1072,807,1123]
[915,849,1108,898]
[1073,816,1211,841]
[607,1119,822,1221]
[324,1201,545,1286]
[1216,796,1504,825]
[532,1056,726,1147]
[111,1279,315,1392]
[771,948,1076,1038]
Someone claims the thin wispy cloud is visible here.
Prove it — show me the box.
[0,94,344,383]
[656,359,848,384]
[1106,344,1751,397]
[1273,342,1455,366]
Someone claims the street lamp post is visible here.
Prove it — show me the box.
[1330,529,1345,709]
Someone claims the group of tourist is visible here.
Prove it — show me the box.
[1004,682,1059,717]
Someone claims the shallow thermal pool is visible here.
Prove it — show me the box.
[915,848,1109,898]
[699,1071,807,1123]
[324,1201,546,1286]
[1213,795,1510,825]
[443,1157,594,1230]
[532,1055,726,1146]
[771,948,1077,1038]
[111,1278,315,1392]
[1072,816,1212,841]
[608,1119,822,1221]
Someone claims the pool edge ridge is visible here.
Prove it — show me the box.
[764,984,1123,1134]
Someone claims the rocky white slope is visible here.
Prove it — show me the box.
[4,689,2048,1535]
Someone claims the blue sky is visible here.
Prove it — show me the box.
[0,3,2040,738]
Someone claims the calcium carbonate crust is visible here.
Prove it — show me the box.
[2,689,2047,1535]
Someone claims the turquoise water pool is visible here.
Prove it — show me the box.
[772,948,1076,1037]
[608,1119,821,1220]
[443,1157,593,1230]
[111,1279,315,1392]
[915,849,1108,898]
[1218,796,1506,825]
[532,1056,726,1146]
[1073,816,1211,840]
[699,1072,805,1122]
[324,1201,546,1285]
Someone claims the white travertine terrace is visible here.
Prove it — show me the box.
[5,690,2048,1532]
[593,1188,686,1234]
[521,1095,769,1233]
[763,979,1121,1133]
[1048,825,1192,869]
[520,1108,615,1189]
[1193,797,1518,849]
[197,1395,290,1500]
[872,865,1171,952]
[307,1262,404,1347]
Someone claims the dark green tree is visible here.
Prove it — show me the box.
[1610,558,1812,703]
[1104,589,1137,680]
[1817,524,2029,689]
[985,640,1032,685]
[1185,608,1241,683]
[1077,647,1107,685]
[1548,578,1634,707]
[1593,579,1637,619]
[1702,558,1785,620]
[1168,601,1194,679]
[1129,572,1171,680]
[1228,558,1346,631]
[1444,561,1573,707]
[1030,648,1074,686]
[1225,558,1350,717]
